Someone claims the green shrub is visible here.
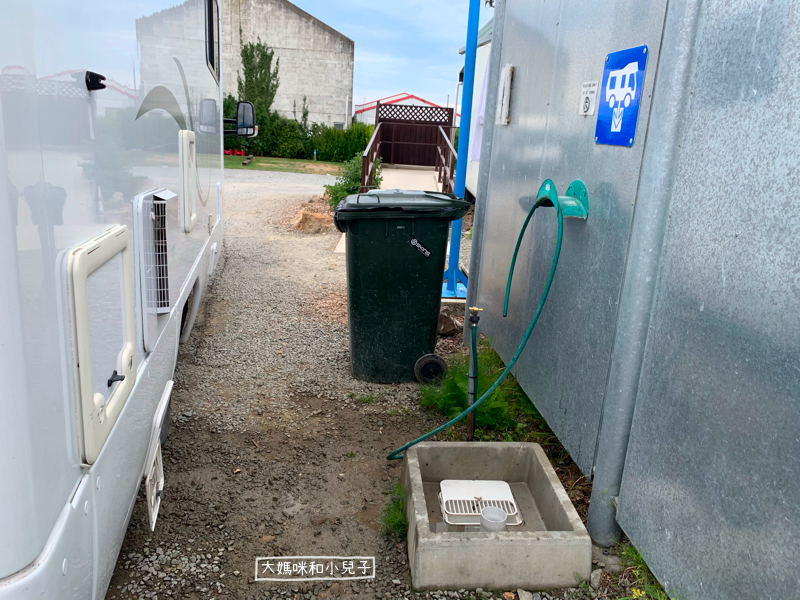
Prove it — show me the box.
[223,104,375,164]
[273,116,306,158]
[311,122,374,162]
[420,340,543,432]
[324,152,382,208]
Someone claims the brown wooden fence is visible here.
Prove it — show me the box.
[374,102,455,167]
[360,102,458,193]
[361,122,457,193]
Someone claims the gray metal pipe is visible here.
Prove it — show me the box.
[467,322,477,440]
[587,0,702,546]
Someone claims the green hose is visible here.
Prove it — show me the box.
[504,197,548,317]
[386,194,563,461]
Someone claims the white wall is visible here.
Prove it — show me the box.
[222,0,354,126]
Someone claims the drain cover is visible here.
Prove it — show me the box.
[438,479,522,526]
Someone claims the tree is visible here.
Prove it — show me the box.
[223,94,237,120]
[237,38,280,112]
[293,96,310,136]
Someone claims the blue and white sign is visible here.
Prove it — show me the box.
[595,45,648,147]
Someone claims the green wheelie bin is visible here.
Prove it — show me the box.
[334,189,470,383]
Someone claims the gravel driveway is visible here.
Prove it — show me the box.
[106,170,468,600]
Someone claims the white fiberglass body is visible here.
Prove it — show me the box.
[0,1,226,598]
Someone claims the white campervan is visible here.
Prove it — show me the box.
[606,61,638,108]
[0,1,254,598]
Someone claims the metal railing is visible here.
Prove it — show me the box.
[360,122,382,193]
[434,126,457,194]
[361,123,458,194]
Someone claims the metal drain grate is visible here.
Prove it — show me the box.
[438,480,523,526]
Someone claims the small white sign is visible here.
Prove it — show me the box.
[579,81,598,116]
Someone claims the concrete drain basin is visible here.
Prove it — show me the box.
[401,442,591,591]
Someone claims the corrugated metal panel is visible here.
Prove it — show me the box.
[616,0,800,598]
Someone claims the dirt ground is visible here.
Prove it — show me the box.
[106,170,627,600]
[106,171,450,600]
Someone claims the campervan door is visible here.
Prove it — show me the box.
[0,0,224,598]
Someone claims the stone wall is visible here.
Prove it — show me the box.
[222,0,354,126]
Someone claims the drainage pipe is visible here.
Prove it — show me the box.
[466,308,482,441]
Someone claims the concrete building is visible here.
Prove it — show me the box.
[354,93,445,125]
[222,0,354,127]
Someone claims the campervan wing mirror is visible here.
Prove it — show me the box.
[199,98,218,134]
[237,101,257,137]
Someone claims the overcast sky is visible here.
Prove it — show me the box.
[290,0,493,108]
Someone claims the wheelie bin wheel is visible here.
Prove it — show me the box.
[414,354,448,384]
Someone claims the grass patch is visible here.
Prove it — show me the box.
[223,155,340,175]
[420,339,557,445]
[381,481,406,538]
[618,543,670,600]
[351,391,383,404]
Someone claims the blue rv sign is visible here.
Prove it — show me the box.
[595,45,648,147]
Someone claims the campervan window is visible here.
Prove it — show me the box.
[206,0,220,82]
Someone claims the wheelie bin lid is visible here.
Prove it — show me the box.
[334,189,470,221]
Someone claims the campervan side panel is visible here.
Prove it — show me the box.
[0,0,223,591]
[0,0,83,578]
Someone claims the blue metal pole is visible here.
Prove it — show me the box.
[443,0,481,299]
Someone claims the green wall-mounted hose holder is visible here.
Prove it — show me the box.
[536,179,589,220]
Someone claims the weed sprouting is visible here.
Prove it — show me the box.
[354,391,383,404]
[618,543,670,600]
[381,481,406,538]
[420,340,550,441]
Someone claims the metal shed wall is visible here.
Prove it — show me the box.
[470,1,800,598]
[615,1,800,598]
[472,0,668,475]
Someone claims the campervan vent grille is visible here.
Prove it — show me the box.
[143,198,170,313]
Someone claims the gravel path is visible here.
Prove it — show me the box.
[106,170,603,600]
[105,170,484,600]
